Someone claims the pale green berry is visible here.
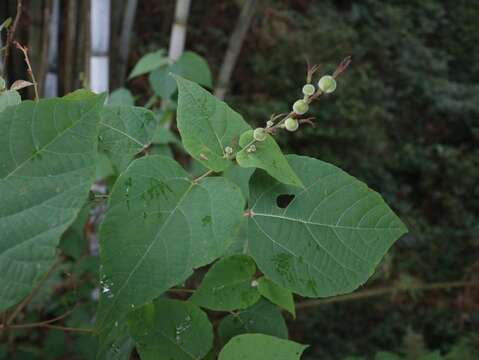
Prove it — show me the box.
[302,84,315,96]
[317,75,337,93]
[253,127,267,141]
[292,99,308,115]
[284,117,299,132]
[224,146,233,155]
[247,145,257,153]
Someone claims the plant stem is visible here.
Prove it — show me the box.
[295,279,479,310]
[2,0,22,79]
[14,41,39,100]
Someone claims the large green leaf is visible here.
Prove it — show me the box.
[189,255,260,311]
[128,49,168,79]
[236,130,303,188]
[0,89,21,113]
[96,155,245,336]
[0,93,104,311]
[219,334,307,360]
[174,75,251,172]
[218,299,288,345]
[99,106,157,172]
[128,299,213,360]
[257,276,295,317]
[247,155,407,297]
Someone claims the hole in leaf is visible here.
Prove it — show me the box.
[276,194,295,208]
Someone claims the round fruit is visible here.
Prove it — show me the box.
[292,99,309,115]
[317,75,337,94]
[284,117,299,132]
[253,127,267,141]
[302,84,315,96]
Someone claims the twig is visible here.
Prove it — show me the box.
[2,0,22,77]
[5,254,62,326]
[14,41,39,100]
[295,280,479,310]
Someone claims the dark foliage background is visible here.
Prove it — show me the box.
[1,0,478,359]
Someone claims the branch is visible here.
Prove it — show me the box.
[2,0,22,78]
[14,41,39,100]
[214,0,257,100]
[295,280,479,310]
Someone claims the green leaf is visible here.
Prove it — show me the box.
[219,334,307,360]
[174,75,251,172]
[96,155,245,336]
[95,152,115,180]
[218,299,288,345]
[107,88,135,106]
[189,255,260,311]
[173,52,213,88]
[152,126,179,145]
[222,165,255,200]
[247,155,407,297]
[257,277,295,318]
[0,93,104,311]
[128,299,213,360]
[149,66,176,100]
[96,318,135,360]
[128,50,168,79]
[236,130,303,188]
[99,106,157,172]
[149,52,213,101]
[0,89,21,113]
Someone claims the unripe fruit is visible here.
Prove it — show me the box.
[317,75,337,94]
[253,127,267,141]
[292,99,308,115]
[285,117,299,132]
[302,84,315,96]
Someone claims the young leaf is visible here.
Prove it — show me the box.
[96,155,245,337]
[189,255,260,311]
[247,155,408,297]
[257,277,295,318]
[218,334,307,360]
[107,88,135,106]
[236,130,303,188]
[128,299,213,360]
[0,89,21,113]
[128,49,168,79]
[10,80,34,91]
[173,51,213,88]
[0,93,104,311]
[99,105,157,172]
[174,75,251,172]
[149,51,213,101]
[218,299,288,345]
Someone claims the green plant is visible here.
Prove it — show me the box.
[0,57,407,359]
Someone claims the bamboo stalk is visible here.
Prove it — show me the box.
[167,0,191,62]
[214,0,257,100]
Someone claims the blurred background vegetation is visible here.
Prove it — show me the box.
[0,0,478,359]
